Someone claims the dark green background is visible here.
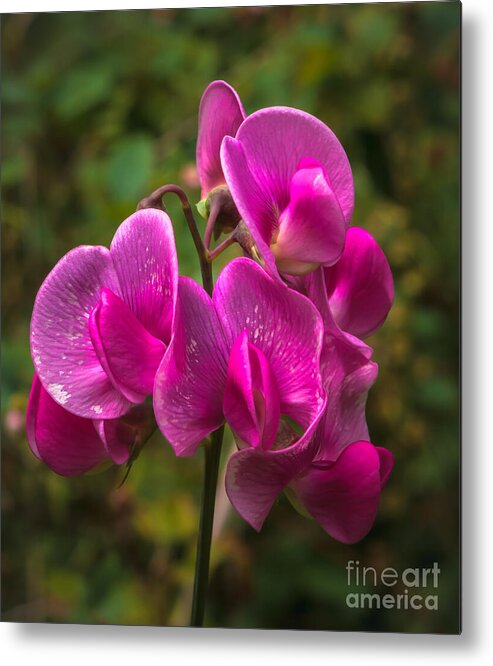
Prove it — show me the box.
[1,2,460,632]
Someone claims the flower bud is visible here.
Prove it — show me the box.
[200,185,241,243]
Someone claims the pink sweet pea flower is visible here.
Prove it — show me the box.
[223,319,383,538]
[220,104,354,277]
[154,257,326,519]
[196,80,246,198]
[224,268,393,541]
[196,81,353,273]
[26,374,155,476]
[30,209,178,420]
[223,321,392,540]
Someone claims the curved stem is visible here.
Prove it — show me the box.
[190,425,225,627]
[137,184,213,295]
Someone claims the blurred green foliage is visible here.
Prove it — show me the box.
[1,3,460,632]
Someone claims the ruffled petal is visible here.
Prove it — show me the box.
[221,136,279,276]
[26,375,108,476]
[223,331,281,450]
[221,107,353,278]
[154,277,229,456]
[290,441,384,544]
[197,80,246,197]
[30,245,132,419]
[214,258,325,430]
[225,401,325,531]
[89,288,166,404]
[109,208,178,344]
[324,227,394,338]
[272,159,347,274]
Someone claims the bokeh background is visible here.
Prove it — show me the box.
[1,2,460,632]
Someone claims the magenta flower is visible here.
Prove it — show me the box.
[30,209,178,419]
[196,80,246,198]
[196,81,353,276]
[26,374,154,476]
[220,109,353,277]
[222,265,393,540]
[154,257,326,514]
[223,326,387,540]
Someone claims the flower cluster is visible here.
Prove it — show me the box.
[27,81,394,544]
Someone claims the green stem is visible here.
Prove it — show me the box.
[190,425,225,627]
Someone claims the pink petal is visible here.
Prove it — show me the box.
[223,331,281,450]
[26,374,108,476]
[324,227,394,338]
[109,208,178,344]
[314,334,378,461]
[89,288,165,403]
[221,107,354,278]
[214,258,325,430]
[30,245,132,419]
[300,269,378,460]
[153,277,229,457]
[30,209,177,420]
[301,268,375,360]
[221,136,278,276]
[225,401,325,531]
[290,441,383,544]
[272,159,346,274]
[196,80,246,197]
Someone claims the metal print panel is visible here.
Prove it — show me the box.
[1,1,461,634]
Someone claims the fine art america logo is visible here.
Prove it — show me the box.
[346,560,440,611]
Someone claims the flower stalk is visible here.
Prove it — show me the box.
[190,425,225,627]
